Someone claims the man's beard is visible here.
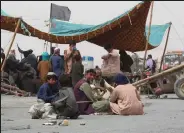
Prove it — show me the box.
[87,79,93,84]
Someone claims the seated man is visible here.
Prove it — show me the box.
[31,72,79,119]
[110,73,144,115]
[29,72,59,119]
[91,69,114,100]
[37,72,60,103]
[74,69,110,115]
[56,74,80,119]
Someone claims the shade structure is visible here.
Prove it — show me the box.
[1,1,166,52]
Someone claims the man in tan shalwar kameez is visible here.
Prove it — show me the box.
[64,40,81,75]
[110,73,144,115]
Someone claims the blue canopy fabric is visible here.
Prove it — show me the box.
[145,22,171,46]
[49,3,133,36]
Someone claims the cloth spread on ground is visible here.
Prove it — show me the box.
[28,99,57,119]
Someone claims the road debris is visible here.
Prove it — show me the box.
[58,119,69,126]
[80,121,86,125]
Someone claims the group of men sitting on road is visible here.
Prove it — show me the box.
[29,43,144,119]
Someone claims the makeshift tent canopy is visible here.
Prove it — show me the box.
[50,19,171,48]
[1,1,169,52]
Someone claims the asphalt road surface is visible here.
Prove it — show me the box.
[1,94,184,133]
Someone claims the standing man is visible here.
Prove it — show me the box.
[21,49,38,71]
[71,54,84,87]
[146,54,156,74]
[119,50,133,73]
[37,52,51,83]
[64,40,81,75]
[101,44,121,84]
[50,48,64,78]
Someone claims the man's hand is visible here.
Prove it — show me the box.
[101,55,110,60]
[106,87,113,93]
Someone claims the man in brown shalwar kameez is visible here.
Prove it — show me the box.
[37,52,51,83]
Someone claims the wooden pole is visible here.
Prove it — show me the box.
[49,4,53,55]
[133,64,184,87]
[159,22,172,72]
[142,1,154,70]
[1,19,21,72]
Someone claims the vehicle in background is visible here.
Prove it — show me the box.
[163,51,184,70]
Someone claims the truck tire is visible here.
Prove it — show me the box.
[174,77,184,100]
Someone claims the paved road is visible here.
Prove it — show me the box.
[1,94,184,133]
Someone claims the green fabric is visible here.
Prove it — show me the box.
[80,82,97,102]
[92,100,110,112]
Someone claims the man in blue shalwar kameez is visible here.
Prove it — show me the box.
[37,72,60,103]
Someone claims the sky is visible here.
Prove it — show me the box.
[1,1,184,66]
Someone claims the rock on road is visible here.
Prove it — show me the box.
[1,94,184,133]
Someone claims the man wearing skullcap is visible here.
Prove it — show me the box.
[110,73,144,115]
[50,48,64,77]
[37,72,60,103]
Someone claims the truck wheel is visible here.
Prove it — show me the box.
[174,77,184,100]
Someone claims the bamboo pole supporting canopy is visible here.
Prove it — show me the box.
[159,22,172,72]
[133,64,184,87]
[142,1,154,70]
[1,18,21,72]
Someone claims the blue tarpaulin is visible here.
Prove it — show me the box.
[145,23,171,46]
[49,4,133,36]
